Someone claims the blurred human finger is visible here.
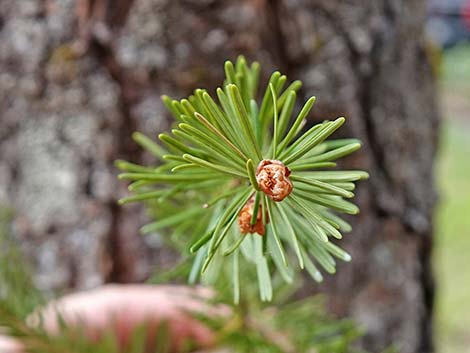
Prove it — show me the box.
[30,284,229,352]
[0,335,23,353]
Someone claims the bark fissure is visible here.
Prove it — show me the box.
[265,0,292,75]
[418,234,435,353]
[84,1,144,282]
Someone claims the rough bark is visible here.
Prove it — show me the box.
[0,1,438,352]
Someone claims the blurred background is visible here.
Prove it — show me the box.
[427,2,470,353]
[0,1,468,353]
[436,43,470,353]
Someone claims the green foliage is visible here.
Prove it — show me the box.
[184,263,367,353]
[207,297,366,353]
[117,56,368,301]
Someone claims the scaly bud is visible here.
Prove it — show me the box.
[256,159,293,201]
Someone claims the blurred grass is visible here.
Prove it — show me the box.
[440,44,470,90]
[436,44,470,353]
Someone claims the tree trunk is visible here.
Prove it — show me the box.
[0,1,438,352]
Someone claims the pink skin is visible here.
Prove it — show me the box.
[0,285,229,353]
[0,335,23,352]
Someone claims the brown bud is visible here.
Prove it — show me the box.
[255,159,293,202]
[238,196,267,235]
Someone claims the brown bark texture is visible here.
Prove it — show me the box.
[0,1,439,352]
